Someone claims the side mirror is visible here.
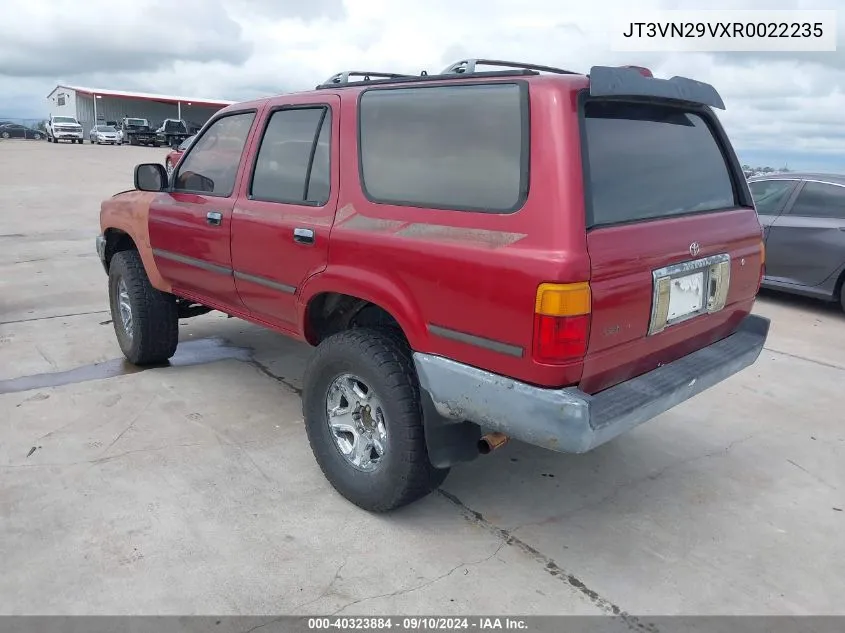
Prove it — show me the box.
[134,163,168,192]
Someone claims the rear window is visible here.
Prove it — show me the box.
[582,101,737,228]
[358,83,527,213]
[164,120,187,133]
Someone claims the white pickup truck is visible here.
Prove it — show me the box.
[47,115,84,144]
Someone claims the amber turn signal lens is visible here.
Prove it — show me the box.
[535,282,591,317]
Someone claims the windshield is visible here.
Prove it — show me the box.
[126,119,147,126]
[53,117,78,124]
[95,126,117,132]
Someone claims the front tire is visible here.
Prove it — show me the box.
[108,250,179,365]
[302,328,449,512]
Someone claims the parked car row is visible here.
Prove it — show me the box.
[33,115,200,148]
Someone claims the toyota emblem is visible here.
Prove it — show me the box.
[689,242,701,257]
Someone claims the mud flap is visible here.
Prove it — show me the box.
[419,387,481,469]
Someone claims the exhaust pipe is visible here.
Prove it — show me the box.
[478,432,509,455]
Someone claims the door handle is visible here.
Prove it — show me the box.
[206,211,223,226]
[293,227,315,244]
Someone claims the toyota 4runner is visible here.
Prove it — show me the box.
[95,59,770,512]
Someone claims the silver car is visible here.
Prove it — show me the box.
[749,172,845,311]
[89,125,120,145]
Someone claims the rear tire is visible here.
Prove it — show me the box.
[302,328,449,512]
[108,250,179,365]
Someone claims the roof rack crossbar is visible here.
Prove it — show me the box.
[440,58,580,76]
[318,71,417,87]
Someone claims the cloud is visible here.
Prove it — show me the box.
[0,0,251,77]
[231,0,346,20]
[0,0,843,169]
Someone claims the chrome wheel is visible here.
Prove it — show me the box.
[117,278,133,340]
[326,373,387,472]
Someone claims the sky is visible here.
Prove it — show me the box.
[1,0,843,171]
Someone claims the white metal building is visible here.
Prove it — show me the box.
[46,85,235,136]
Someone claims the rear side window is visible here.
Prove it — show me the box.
[787,181,845,219]
[582,101,737,228]
[358,83,527,213]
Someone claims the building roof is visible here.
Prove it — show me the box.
[48,84,235,108]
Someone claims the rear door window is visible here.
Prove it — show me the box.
[582,101,738,228]
[249,106,331,206]
[748,180,798,216]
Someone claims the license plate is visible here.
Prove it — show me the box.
[667,272,705,320]
[647,253,731,336]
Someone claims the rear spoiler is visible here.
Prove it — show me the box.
[588,66,725,110]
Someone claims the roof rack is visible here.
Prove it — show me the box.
[316,71,418,89]
[440,58,580,76]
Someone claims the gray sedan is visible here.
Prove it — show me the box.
[749,171,845,311]
[88,125,120,145]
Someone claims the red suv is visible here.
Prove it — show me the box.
[96,59,769,512]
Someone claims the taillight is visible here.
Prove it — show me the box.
[756,241,766,293]
[532,282,591,364]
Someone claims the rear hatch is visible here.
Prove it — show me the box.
[578,98,764,394]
